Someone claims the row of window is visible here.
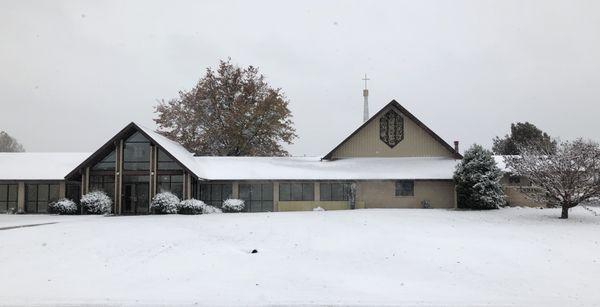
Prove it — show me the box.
[1,180,417,213]
[0,184,18,213]
[26,184,60,213]
[92,132,182,172]
[196,181,415,205]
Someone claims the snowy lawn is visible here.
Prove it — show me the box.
[0,208,599,306]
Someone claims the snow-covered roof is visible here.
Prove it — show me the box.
[0,153,461,181]
[136,124,198,172]
[0,153,90,180]
[192,156,461,180]
[493,155,513,173]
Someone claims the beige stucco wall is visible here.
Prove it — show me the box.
[330,105,455,159]
[278,201,366,211]
[215,179,456,211]
[500,174,545,207]
[357,180,456,209]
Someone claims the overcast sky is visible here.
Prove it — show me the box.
[1,0,599,156]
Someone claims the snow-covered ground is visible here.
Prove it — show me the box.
[0,208,599,306]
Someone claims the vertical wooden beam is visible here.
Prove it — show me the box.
[84,167,90,194]
[115,140,124,215]
[80,171,86,197]
[272,182,279,212]
[232,182,239,199]
[148,144,157,200]
[150,145,158,198]
[186,173,192,200]
[80,171,86,214]
[17,181,25,213]
[59,181,66,199]
[314,182,320,203]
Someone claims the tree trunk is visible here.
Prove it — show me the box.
[560,206,569,219]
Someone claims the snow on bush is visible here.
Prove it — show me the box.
[454,144,505,210]
[202,204,222,214]
[48,198,78,215]
[313,206,325,211]
[81,191,112,215]
[177,199,205,215]
[151,192,180,214]
[222,199,245,213]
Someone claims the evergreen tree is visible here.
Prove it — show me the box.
[492,122,556,155]
[154,59,297,156]
[454,144,505,209]
[0,131,25,152]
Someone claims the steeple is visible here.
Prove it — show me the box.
[362,74,370,122]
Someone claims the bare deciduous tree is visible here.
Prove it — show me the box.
[505,139,600,219]
[0,131,25,152]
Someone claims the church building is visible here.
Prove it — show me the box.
[0,100,533,214]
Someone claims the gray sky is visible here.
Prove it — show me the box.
[1,0,599,156]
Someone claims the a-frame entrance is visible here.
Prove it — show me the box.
[65,122,197,215]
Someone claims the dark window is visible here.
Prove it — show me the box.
[157,149,182,171]
[25,183,60,213]
[89,175,115,199]
[320,182,350,201]
[509,176,521,184]
[123,132,150,171]
[239,183,273,212]
[0,184,18,213]
[395,180,414,196]
[66,182,81,206]
[380,109,404,148]
[158,175,184,199]
[279,182,314,201]
[92,149,116,171]
[199,183,233,208]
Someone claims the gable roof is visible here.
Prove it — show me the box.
[65,122,200,179]
[322,100,463,160]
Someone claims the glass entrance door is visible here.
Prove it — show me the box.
[122,182,149,215]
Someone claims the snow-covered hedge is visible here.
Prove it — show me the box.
[177,199,205,215]
[48,198,78,215]
[222,199,245,213]
[151,192,180,214]
[313,206,325,211]
[202,204,222,214]
[81,191,112,215]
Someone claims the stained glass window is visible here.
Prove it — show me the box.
[380,109,404,147]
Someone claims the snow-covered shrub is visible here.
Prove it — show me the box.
[202,204,222,214]
[48,198,78,215]
[313,206,325,211]
[81,191,112,215]
[454,144,505,210]
[151,192,180,214]
[177,199,205,215]
[222,199,245,213]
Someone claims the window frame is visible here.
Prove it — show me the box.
[199,183,233,208]
[89,174,116,199]
[395,180,415,197]
[123,132,151,171]
[158,174,184,199]
[279,182,314,201]
[508,176,521,185]
[0,183,18,213]
[319,182,351,201]
[25,183,60,213]
[239,183,273,212]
